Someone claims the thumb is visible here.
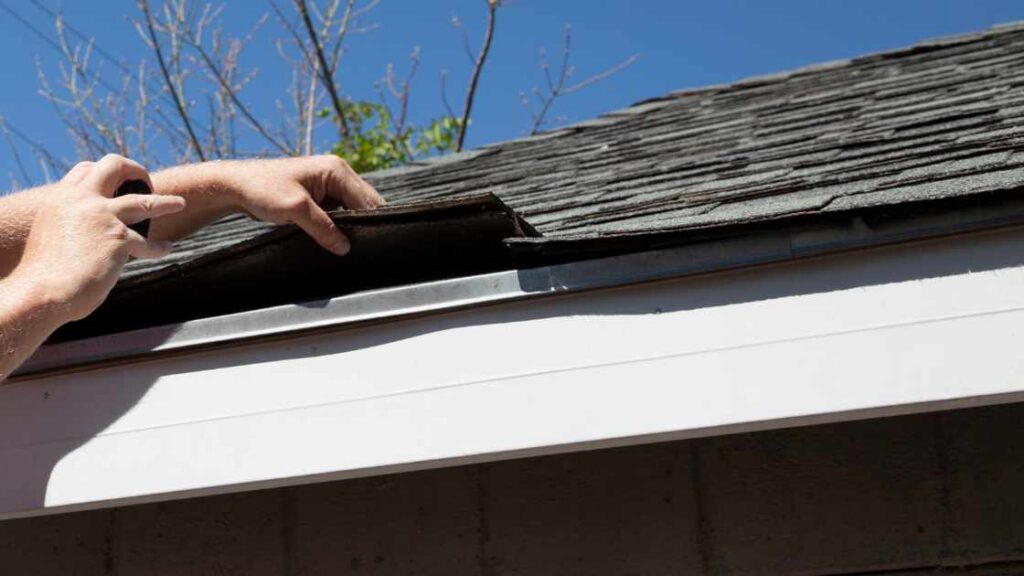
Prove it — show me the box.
[123,228,174,260]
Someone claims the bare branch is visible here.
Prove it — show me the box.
[133,59,151,163]
[328,0,351,70]
[456,0,500,152]
[37,14,159,163]
[563,54,638,95]
[20,0,216,163]
[350,0,379,20]
[270,0,326,155]
[0,111,67,177]
[295,0,352,139]
[268,0,317,70]
[525,24,637,135]
[303,62,319,156]
[323,0,378,71]
[440,69,456,118]
[376,46,421,160]
[451,14,476,65]
[184,28,293,155]
[55,18,122,152]
[138,0,206,160]
[0,118,33,189]
[383,46,419,136]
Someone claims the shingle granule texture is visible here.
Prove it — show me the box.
[124,22,1024,280]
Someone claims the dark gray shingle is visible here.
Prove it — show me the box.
[123,21,1024,280]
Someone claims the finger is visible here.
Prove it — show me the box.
[290,194,351,255]
[83,154,153,198]
[316,155,386,209]
[109,194,186,225]
[122,228,174,260]
[62,161,94,185]
[346,174,385,209]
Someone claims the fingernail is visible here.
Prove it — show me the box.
[335,236,351,256]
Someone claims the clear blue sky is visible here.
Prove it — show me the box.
[0,0,1022,186]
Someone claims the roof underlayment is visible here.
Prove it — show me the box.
[69,21,1024,338]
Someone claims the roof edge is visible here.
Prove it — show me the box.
[19,187,1024,378]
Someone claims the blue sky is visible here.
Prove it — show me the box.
[0,0,1022,186]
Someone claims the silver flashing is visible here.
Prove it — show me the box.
[16,198,1024,378]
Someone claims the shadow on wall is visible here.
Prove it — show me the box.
[0,225,1023,516]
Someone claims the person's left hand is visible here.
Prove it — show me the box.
[222,155,385,255]
[150,155,386,255]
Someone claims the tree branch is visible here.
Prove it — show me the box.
[0,118,33,189]
[563,54,638,95]
[440,69,456,118]
[295,0,351,139]
[185,32,293,155]
[303,63,318,155]
[456,0,499,152]
[525,24,637,135]
[451,14,476,65]
[138,0,206,161]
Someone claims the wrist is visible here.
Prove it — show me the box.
[0,185,50,275]
[1,270,68,335]
[153,162,243,214]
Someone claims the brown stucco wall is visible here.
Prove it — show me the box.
[3,402,1023,575]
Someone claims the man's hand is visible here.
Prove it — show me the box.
[0,155,184,381]
[0,155,385,316]
[0,153,379,381]
[149,155,385,254]
[14,155,185,322]
[223,155,384,255]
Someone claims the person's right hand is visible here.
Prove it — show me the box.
[12,154,186,323]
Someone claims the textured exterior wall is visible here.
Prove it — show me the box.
[2,403,1023,576]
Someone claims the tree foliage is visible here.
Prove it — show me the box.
[326,102,461,173]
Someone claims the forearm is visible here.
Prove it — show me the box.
[148,156,384,246]
[149,162,241,242]
[0,166,215,274]
[0,272,64,382]
[0,163,230,274]
[0,185,51,277]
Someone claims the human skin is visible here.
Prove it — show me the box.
[0,154,384,380]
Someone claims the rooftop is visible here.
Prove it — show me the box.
[58,21,1024,339]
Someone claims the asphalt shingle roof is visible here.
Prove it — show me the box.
[123,21,1024,281]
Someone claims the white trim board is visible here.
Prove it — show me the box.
[2,226,1024,519]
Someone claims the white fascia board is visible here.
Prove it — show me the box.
[2,226,1024,519]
